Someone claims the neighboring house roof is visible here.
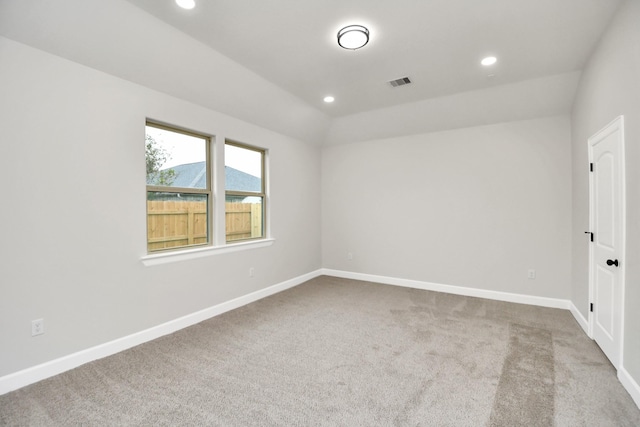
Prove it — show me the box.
[148,161,261,192]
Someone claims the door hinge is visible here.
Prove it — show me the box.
[590,163,594,172]
[584,231,593,242]
[590,303,594,312]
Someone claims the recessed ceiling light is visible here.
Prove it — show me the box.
[176,0,196,10]
[337,25,369,50]
[481,56,497,66]
[324,96,335,103]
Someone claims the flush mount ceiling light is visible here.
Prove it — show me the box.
[175,0,196,10]
[337,25,369,50]
[323,96,335,103]
[481,56,497,66]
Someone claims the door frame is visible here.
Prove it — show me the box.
[587,115,626,369]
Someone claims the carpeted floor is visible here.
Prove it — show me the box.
[1,276,639,426]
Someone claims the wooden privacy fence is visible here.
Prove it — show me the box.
[225,202,263,241]
[147,200,262,251]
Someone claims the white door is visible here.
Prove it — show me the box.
[588,116,625,369]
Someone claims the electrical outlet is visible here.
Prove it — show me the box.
[347,252,353,261]
[32,319,44,336]
[249,267,254,277]
[527,269,536,280]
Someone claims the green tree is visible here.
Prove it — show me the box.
[146,134,177,186]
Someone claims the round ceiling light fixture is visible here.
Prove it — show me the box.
[481,56,497,66]
[323,96,335,103]
[337,25,369,50]
[176,0,196,10]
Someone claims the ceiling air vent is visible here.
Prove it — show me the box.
[389,77,411,87]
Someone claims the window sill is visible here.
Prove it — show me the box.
[141,238,275,267]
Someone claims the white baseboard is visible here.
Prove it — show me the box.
[619,367,640,409]
[569,304,640,411]
[0,269,322,396]
[6,267,637,413]
[320,269,640,411]
[569,302,590,336]
[321,269,571,309]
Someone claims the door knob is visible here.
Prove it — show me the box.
[606,259,619,267]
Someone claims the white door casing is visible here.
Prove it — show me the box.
[588,116,626,370]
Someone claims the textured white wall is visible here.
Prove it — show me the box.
[0,37,322,376]
[571,0,640,383]
[322,116,572,299]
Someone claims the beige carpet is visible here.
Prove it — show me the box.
[1,276,639,426]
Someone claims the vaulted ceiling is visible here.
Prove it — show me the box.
[123,0,621,117]
[0,0,623,143]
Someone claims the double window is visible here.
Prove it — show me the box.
[145,122,266,252]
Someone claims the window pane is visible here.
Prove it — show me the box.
[146,125,207,189]
[147,192,208,252]
[225,144,262,192]
[225,195,263,242]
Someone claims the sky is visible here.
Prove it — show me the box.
[146,125,262,178]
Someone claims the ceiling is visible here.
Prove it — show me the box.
[123,0,622,118]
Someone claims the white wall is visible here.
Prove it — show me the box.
[571,0,640,384]
[3,0,635,397]
[0,37,321,377]
[322,116,572,299]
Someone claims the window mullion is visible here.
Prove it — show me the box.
[146,186,209,194]
[213,134,227,246]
